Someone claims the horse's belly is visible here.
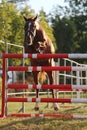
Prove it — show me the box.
[31,59,51,66]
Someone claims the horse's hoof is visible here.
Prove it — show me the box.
[54,107,59,111]
[35,107,39,111]
[54,104,60,111]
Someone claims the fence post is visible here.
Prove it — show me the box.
[1,53,7,117]
[76,70,80,98]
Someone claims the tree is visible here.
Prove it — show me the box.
[51,14,76,53]
[66,0,87,53]
[50,0,87,55]
[2,0,28,4]
[73,15,87,53]
[0,1,35,53]
[65,0,87,15]
[0,1,16,52]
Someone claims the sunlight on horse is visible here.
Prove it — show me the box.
[24,15,59,111]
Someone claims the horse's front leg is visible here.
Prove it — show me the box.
[35,89,39,111]
[47,71,60,111]
[32,71,39,111]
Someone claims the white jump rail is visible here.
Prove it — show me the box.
[1,53,87,59]
[1,52,87,119]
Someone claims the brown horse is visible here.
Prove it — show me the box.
[24,15,59,111]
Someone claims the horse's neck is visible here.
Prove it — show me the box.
[35,22,47,43]
[35,21,40,30]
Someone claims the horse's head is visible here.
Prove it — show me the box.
[24,15,38,46]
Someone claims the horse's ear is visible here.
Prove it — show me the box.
[23,16,28,21]
[33,15,38,21]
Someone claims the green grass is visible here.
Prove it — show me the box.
[1,95,87,130]
[1,116,87,130]
[0,108,87,130]
[1,81,87,129]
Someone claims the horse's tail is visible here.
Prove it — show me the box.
[38,71,47,84]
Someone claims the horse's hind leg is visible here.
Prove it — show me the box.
[47,71,60,111]
[32,72,39,111]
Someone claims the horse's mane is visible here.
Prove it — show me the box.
[35,21,49,42]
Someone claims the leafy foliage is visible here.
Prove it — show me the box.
[0,0,87,56]
[50,0,87,55]
[66,0,87,15]
[51,16,76,53]
[0,1,34,53]
[4,0,28,4]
